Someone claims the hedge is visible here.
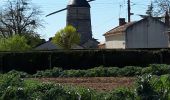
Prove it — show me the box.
[0,49,169,74]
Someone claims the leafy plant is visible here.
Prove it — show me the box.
[149,64,170,75]
[107,88,135,100]
[119,66,142,76]
[52,25,80,49]
[34,67,63,78]
[0,35,31,51]
[135,74,159,100]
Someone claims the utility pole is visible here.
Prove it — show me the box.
[128,0,131,22]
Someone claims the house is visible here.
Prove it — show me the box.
[104,16,170,49]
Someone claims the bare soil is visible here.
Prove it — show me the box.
[34,77,135,91]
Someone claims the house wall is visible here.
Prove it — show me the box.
[105,34,125,49]
[126,17,169,48]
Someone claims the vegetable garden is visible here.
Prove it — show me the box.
[1,64,170,100]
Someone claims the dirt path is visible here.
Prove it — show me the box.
[34,77,135,91]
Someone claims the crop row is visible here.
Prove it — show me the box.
[17,64,170,78]
[1,71,170,99]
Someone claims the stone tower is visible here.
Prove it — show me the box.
[67,0,93,45]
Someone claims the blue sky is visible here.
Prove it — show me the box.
[1,0,151,42]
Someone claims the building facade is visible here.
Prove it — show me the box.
[104,17,169,49]
[126,17,169,48]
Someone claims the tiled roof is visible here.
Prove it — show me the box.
[34,41,84,50]
[104,22,136,36]
[34,41,60,50]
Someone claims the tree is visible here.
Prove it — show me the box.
[153,0,170,16]
[0,35,31,51]
[146,3,154,16]
[52,25,80,49]
[24,33,46,48]
[0,0,43,38]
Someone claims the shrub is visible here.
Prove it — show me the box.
[107,88,135,100]
[119,66,142,76]
[1,86,29,100]
[75,87,98,100]
[149,64,170,75]
[135,74,159,100]
[62,70,86,77]
[0,35,31,51]
[142,67,152,75]
[107,67,119,77]
[33,67,63,78]
[7,70,30,78]
[85,66,107,77]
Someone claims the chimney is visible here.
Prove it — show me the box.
[119,18,126,26]
[165,11,170,26]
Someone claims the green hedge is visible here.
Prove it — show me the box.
[1,49,170,74]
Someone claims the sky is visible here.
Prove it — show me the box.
[0,0,152,42]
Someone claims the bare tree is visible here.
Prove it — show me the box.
[153,0,170,16]
[0,0,43,38]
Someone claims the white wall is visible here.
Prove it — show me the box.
[126,17,169,48]
[105,34,125,49]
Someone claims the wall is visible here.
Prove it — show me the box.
[126,17,169,48]
[105,34,125,49]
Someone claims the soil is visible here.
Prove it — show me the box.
[34,77,135,91]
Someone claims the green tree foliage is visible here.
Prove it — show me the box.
[0,0,43,37]
[23,33,46,48]
[0,0,44,48]
[0,35,31,51]
[52,25,80,49]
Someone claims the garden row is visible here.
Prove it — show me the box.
[1,49,170,73]
[7,64,170,78]
[1,71,170,99]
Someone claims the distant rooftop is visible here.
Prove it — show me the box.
[104,22,136,36]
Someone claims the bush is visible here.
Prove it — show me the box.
[0,35,31,51]
[32,64,170,77]
[62,70,86,77]
[119,66,142,76]
[107,88,135,100]
[33,67,63,78]
[85,66,107,77]
[135,74,159,100]
[7,70,30,78]
[106,67,119,77]
[1,49,169,73]
[149,64,170,75]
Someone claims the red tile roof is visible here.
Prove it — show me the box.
[104,22,136,36]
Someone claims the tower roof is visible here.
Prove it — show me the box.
[68,0,90,7]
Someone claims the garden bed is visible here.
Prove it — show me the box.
[34,77,135,91]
